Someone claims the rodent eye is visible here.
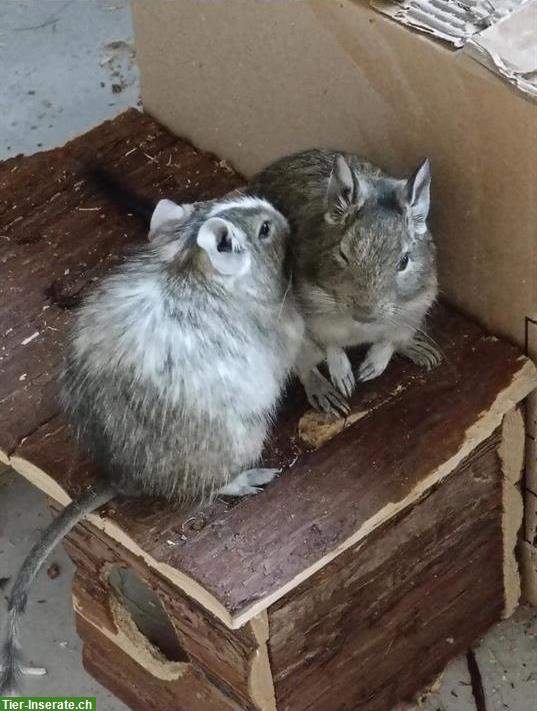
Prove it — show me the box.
[398,253,410,272]
[258,221,271,239]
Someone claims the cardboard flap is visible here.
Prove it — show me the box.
[464,1,537,99]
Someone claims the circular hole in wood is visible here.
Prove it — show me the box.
[108,565,189,664]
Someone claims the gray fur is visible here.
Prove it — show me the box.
[60,194,304,501]
[250,149,439,415]
[1,193,304,694]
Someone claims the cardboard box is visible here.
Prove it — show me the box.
[132,0,537,599]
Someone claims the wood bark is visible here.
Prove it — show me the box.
[267,433,504,711]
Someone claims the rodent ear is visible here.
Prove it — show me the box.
[149,199,193,241]
[325,155,365,224]
[196,217,251,276]
[402,158,431,235]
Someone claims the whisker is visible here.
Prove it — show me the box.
[278,277,293,319]
[386,313,450,365]
[387,310,443,349]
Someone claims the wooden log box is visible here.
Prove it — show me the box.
[1,110,536,711]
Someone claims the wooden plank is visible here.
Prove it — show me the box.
[78,617,249,711]
[267,432,504,711]
[11,321,536,628]
[68,428,509,711]
[58,507,264,710]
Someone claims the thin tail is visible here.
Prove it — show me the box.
[82,165,155,227]
[0,481,115,695]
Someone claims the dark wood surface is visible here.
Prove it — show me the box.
[69,430,505,711]
[79,618,248,711]
[267,432,504,711]
[1,109,534,626]
[58,505,260,710]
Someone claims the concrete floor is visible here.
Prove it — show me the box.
[1,470,129,708]
[0,2,535,710]
[0,0,139,159]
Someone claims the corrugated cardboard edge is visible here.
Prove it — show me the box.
[371,0,537,99]
[370,0,526,48]
[370,0,473,47]
[464,1,537,100]
[8,358,537,629]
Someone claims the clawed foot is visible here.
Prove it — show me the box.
[302,367,350,418]
[400,336,442,370]
[327,347,355,398]
[359,342,394,382]
[218,468,281,497]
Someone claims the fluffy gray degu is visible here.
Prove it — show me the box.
[251,150,439,416]
[0,194,304,695]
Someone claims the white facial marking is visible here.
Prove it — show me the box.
[208,195,276,217]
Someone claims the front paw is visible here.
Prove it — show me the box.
[326,347,355,398]
[302,368,350,418]
[400,335,442,370]
[218,468,281,497]
[359,342,394,382]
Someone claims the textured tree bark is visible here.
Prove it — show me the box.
[54,425,513,711]
[267,433,504,711]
